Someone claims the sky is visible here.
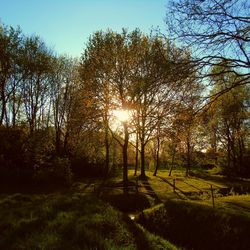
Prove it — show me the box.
[0,0,168,57]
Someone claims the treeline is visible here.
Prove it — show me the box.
[0,22,249,188]
[0,24,79,186]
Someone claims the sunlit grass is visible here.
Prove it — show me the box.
[198,194,250,217]
[104,168,250,208]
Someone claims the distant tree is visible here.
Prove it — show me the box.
[0,24,23,126]
[208,62,250,175]
[21,36,53,133]
[50,56,79,155]
[169,75,202,176]
[167,129,181,177]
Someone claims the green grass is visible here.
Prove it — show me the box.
[139,199,250,250]
[0,191,179,250]
[1,168,249,250]
[104,169,250,205]
[199,194,250,216]
[0,193,136,249]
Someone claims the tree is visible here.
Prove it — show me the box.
[131,34,191,178]
[166,0,250,104]
[79,31,118,176]
[21,36,53,133]
[50,56,79,155]
[0,24,23,126]
[208,62,250,175]
[79,30,137,188]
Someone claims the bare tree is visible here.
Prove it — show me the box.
[21,36,52,133]
[167,0,250,105]
[0,24,23,126]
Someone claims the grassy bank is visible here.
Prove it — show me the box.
[0,192,178,250]
[138,199,250,250]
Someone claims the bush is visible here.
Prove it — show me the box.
[0,126,27,168]
[24,128,55,167]
[51,157,73,186]
[33,157,73,187]
[71,156,106,177]
[139,200,250,250]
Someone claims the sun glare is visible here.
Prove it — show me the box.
[113,109,130,123]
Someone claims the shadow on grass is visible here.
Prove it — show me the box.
[0,182,70,195]
[102,193,151,213]
[182,180,204,192]
[157,176,187,200]
[139,178,162,204]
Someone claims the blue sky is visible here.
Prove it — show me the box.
[0,0,167,57]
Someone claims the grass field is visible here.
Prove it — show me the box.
[100,168,250,214]
[0,190,179,250]
[1,168,250,249]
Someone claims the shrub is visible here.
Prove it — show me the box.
[33,157,73,187]
[51,157,73,186]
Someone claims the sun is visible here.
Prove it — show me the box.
[112,109,130,123]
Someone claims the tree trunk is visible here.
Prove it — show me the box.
[0,82,7,126]
[105,125,110,176]
[186,136,191,177]
[226,127,232,170]
[169,145,176,177]
[140,143,146,178]
[153,136,160,176]
[55,127,62,155]
[123,122,129,193]
[134,131,139,176]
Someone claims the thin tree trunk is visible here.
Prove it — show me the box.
[123,122,129,193]
[153,136,160,176]
[55,128,61,155]
[169,146,176,177]
[186,136,191,177]
[134,131,139,176]
[0,83,7,125]
[105,125,110,176]
[140,143,146,178]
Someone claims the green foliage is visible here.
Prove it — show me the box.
[0,126,27,168]
[207,62,250,177]
[51,157,73,186]
[0,126,74,187]
[24,128,55,167]
[33,157,73,187]
[139,200,250,250]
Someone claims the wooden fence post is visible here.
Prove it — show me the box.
[210,184,215,208]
